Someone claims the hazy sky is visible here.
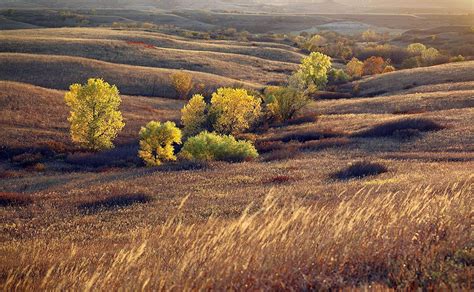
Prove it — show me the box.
[1,0,472,11]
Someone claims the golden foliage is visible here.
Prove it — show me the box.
[181,94,208,137]
[64,78,124,151]
[209,88,261,135]
[171,71,194,99]
[345,57,364,78]
[138,121,182,166]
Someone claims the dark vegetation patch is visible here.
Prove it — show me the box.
[310,91,353,100]
[270,114,318,128]
[78,193,153,214]
[153,160,210,172]
[332,161,388,180]
[392,109,427,115]
[0,192,33,207]
[65,143,140,169]
[353,118,444,139]
[265,175,296,184]
[269,129,344,143]
[300,137,352,152]
[262,144,299,162]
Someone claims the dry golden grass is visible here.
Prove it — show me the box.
[0,53,260,98]
[0,25,473,289]
[0,27,304,63]
[0,34,297,85]
[0,81,184,148]
[0,179,471,290]
[343,61,474,97]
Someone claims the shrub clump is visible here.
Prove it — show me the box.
[138,121,182,166]
[354,118,444,138]
[332,161,388,180]
[263,86,310,122]
[180,131,258,162]
[171,71,194,99]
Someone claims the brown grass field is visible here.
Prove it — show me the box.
[0,17,473,290]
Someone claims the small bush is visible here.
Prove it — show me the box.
[345,57,364,78]
[449,55,465,63]
[328,69,350,85]
[264,86,310,122]
[171,71,194,99]
[139,121,182,167]
[363,56,386,76]
[78,194,152,214]
[180,131,258,162]
[353,118,444,138]
[295,52,332,92]
[0,192,33,207]
[332,161,388,180]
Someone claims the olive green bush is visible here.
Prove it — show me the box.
[180,131,258,162]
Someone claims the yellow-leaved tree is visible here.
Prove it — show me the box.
[291,52,332,93]
[138,121,182,166]
[345,57,364,78]
[181,94,208,137]
[171,71,194,99]
[64,78,125,151]
[209,88,261,135]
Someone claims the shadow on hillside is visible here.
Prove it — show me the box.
[78,193,153,214]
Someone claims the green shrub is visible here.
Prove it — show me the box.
[138,121,182,166]
[180,131,258,162]
[449,55,465,63]
[328,69,350,84]
[264,86,310,122]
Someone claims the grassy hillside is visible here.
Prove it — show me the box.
[0,27,304,62]
[343,61,474,96]
[1,73,473,289]
[0,16,473,289]
[0,81,184,148]
[0,53,260,98]
[0,36,296,85]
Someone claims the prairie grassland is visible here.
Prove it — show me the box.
[0,28,304,62]
[0,81,184,148]
[343,61,474,97]
[0,54,260,98]
[0,24,473,288]
[0,177,472,290]
[0,35,297,84]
